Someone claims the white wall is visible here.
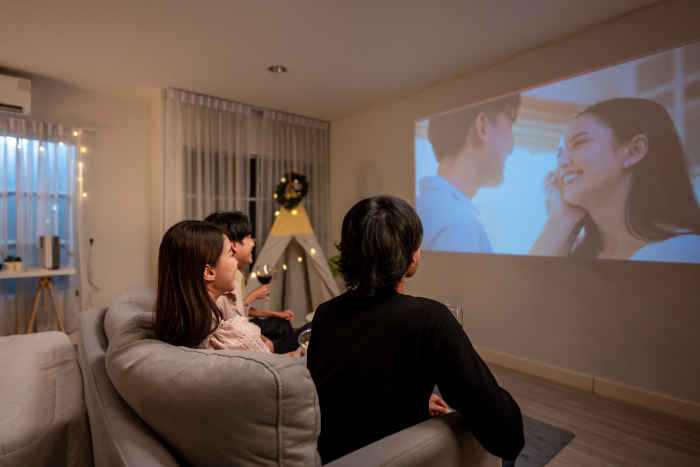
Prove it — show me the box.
[330,0,700,403]
[31,78,153,309]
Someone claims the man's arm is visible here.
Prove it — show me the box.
[432,308,524,460]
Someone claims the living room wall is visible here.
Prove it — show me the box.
[31,77,153,310]
[329,0,700,404]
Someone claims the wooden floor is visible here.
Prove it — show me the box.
[490,364,700,466]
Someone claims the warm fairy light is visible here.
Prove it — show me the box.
[273,193,277,199]
[274,210,280,217]
[77,177,84,182]
[281,177,286,183]
[291,209,298,216]
[309,248,316,256]
[59,141,64,146]
[80,146,88,154]
[73,130,79,137]
[250,272,257,279]
[297,256,303,263]
[78,162,84,168]
[39,146,45,152]
[282,264,287,270]
[82,192,88,198]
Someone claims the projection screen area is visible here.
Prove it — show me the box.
[415,41,700,264]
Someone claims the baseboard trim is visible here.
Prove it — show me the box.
[476,347,593,392]
[594,377,700,425]
[476,346,700,425]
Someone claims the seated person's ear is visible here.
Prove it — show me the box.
[203,264,216,282]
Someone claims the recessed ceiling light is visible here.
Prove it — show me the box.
[268,65,287,73]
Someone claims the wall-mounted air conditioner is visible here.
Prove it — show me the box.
[0,74,31,116]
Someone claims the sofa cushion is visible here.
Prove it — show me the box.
[0,331,92,467]
[105,287,321,467]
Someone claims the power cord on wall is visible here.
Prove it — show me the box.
[86,237,100,306]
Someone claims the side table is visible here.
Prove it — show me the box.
[0,267,78,333]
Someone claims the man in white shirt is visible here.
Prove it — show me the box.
[417,94,520,253]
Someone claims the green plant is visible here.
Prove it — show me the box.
[328,255,342,278]
[4,255,21,262]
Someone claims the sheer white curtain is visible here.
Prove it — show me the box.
[164,89,252,226]
[0,116,88,335]
[256,110,330,250]
[163,89,331,251]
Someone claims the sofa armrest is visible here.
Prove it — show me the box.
[326,412,498,467]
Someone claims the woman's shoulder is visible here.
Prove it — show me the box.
[630,234,700,264]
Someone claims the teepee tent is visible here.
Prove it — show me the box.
[246,203,340,327]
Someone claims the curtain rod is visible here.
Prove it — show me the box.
[167,87,330,125]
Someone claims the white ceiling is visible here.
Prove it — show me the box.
[0,0,658,121]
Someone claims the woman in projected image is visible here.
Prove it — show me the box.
[531,97,700,263]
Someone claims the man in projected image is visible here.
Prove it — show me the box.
[418,94,521,253]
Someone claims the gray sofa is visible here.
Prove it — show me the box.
[0,331,92,467]
[76,286,497,467]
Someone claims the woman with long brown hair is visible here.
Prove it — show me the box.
[531,98,700,262]
[154,220,302,356]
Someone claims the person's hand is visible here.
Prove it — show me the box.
[261,335,275,353]
[285,347,305,358]
[247,285,271,303]
[544,170,585,223]
[275,309,294,321]
[428,394,451,417]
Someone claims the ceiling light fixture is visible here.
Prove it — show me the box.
[267,65,287,74]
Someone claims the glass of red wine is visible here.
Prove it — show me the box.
[255,264,274,305]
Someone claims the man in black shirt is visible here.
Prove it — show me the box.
[307,195,524,464]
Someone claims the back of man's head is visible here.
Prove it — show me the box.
[338,196,423,296]
[204,211,252,243]
[428,93,521,163]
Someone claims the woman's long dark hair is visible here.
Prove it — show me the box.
[154,220,228,347]
[572,98,700,257]
[338,195,423,296]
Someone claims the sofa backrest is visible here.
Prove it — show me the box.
[104,286,321,467]
[79,303,180,467]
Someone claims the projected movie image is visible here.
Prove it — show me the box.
[415,41,700,264]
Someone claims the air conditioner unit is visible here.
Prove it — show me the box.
[0,74,31,116]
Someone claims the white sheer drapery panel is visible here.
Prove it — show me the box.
[0,117,85,335]
[257,110,330,252]
[164,89,252,228]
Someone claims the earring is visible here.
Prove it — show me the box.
[623,160,631,168]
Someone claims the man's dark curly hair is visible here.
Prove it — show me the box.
[338,196,423,296]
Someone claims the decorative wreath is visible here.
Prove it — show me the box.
[274,172,309,210]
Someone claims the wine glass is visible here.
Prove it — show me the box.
[255,264,274,305]
[297,328,311,355]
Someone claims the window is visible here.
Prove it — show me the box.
[0,136,76,293]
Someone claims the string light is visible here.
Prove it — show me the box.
[297,256,303,263]
[59,141,64,146]
[273,193,277,199]
[39,146,45,152]
[250,272,257,279]
[73,130,79,137]
[291,209,298,216]
[282,264,287,270]
[77,177,84,182]
[80,146,88,154]
[78,162,84,168]
[309,248,316,256]
[274,210,280,217]
[280,177,286,183]
[82,192,88,198]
